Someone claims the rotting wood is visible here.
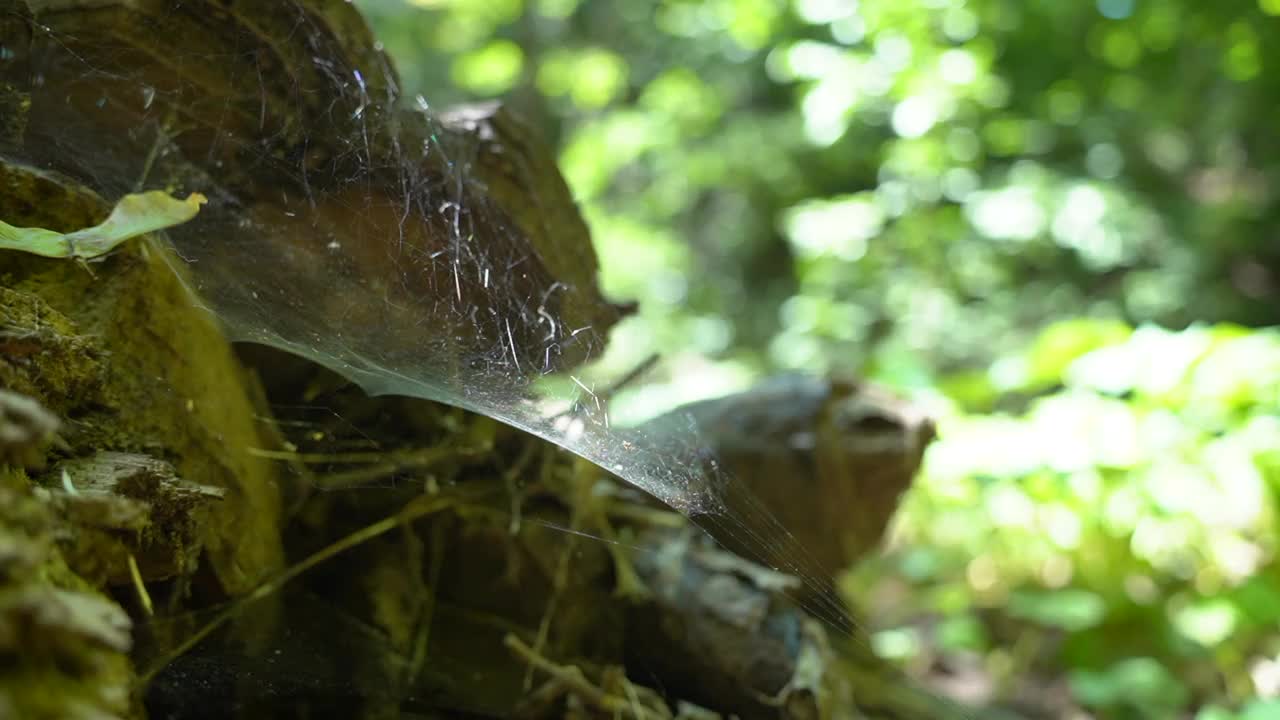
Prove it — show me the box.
[0,1,963,718]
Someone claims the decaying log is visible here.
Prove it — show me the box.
[0,160,287,596]
[1,0,625,377]
[46,452,226,588]
[0,1,955,719]
[131,360,932,719]
[645,375,935,578]
[0,177,286,718]
[0,393,134,720]
[625,527,845,719]
[0,388,59,468]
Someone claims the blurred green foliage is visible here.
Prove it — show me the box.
[860,321,1280,718]
[356,0,1280,716]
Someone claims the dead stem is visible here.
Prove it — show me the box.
[127,554,154,617]
[524,507,579,691]
[248,441,491,490]
[136,491,467,687]
[501,440,540,534]
[405,518,446,687]
[504,634,665,720]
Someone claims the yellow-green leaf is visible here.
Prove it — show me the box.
[0,191,207,259]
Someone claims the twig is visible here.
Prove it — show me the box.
[599,353,659,402]
[504,635,664,720]
[137,491,465,686]
[524,497,579,690]
[549,353,659,423]
[127,554,154,617]
[406,518,446,687]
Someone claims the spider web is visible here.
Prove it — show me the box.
[1,0,863,639]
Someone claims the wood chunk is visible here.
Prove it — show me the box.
[646,375,935,576]
[625,528,854,720]
[0,585,132,656]
[0,468,134,720]
[0,389,60,469]
[45,452,225,586]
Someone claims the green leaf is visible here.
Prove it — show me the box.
[452,39,525,95]
[871,627,922,661]
[1008,588,1107,631]
[937,614,990,653]
[0,191,206,259]
[1020,318,1132,391]
[1174,599,1240,647]
[1070,657,1189,713]
[1194,704,1235,720]
[1240,699,1280,720]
